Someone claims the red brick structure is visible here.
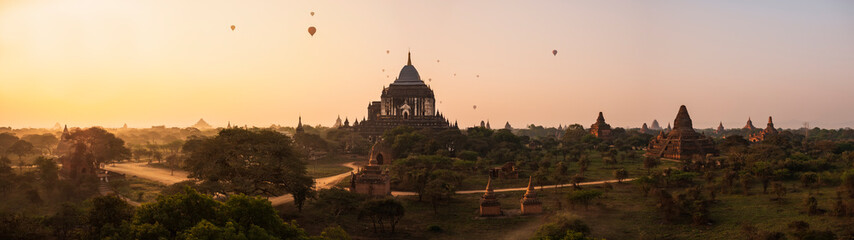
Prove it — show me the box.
[479,178,502,217]
[645,105,718,161]
[349,143,391,196]
[589,112,612,139]
[749,116,779,142]
[520,177,542,215]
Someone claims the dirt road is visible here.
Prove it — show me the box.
[105,162,359,206]
[106,162,628,205]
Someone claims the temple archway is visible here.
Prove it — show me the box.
[376,154,384,165]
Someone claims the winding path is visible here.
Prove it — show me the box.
[105,162,629,205]
[104,162,360,206]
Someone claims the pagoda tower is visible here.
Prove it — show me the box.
[520,176,543,215]
[296,116,305,134]
[349,143,391,196]
[743,118,757,130]
[749,116,779,142]
[645,105,718,160]
[479,178,502,216]
[589,112,612,139]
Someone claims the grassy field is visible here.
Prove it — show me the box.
[277,189,548,240]
[277,178,854,240]
[108,176,168,203]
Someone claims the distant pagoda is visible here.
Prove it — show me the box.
[640,123,649,134]
[749,116,779,142]
[193,118,212,129]
[645,105,718,160]
[296,116,305,134]
[589,112,612,139]
[333,115,343,128]
[504,121,512,130]
[743,118,757,130]
[651,119,662,130]
[715,122,724,134]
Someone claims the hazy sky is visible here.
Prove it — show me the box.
[2,0,853,129]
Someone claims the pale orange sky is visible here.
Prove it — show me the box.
[2,0,853,129]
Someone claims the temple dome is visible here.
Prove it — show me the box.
[392,52,425,86]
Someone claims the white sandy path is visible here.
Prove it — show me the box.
[106,162,631,204]
[391,178,634,196]
[104,162,360,206]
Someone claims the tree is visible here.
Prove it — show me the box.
[64,128,131,166]
[740,173,753,196]
[635,175,657,197]
[128,188,311,239]
[87,195,135,236]
[8,140,35,160]
[294,132,328,161]
[614,168,629,183]
[390,155,456,201]
[577,156,589,176]
[643,156,660,174]
[320,225,351,240]
[313,188,364,219]
[182,128,313,203]
[0,133,19,158]
[358,198,405,233]
[532,217,596,240]
[841,169,854,198]
[22,134,58,155]
[423,178,455,215]
[553,161,569,189]
[48,203,86,240]
[803,196,821,215]
[800,172,818,193]
[567,189,602,210]
[34,156,59,189]
[772,182,787,201]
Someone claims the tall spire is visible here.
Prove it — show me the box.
[673,105,693,130]
[407,51,412,65]
[526,176,534,192]
[597,112,605,122]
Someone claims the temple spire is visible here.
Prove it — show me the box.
[485,177,493,193]
[407,51,412,65]
[526,176,534,192]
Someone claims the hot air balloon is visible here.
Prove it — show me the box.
[386,50,390,54]
[476,75,480,78]
[382,69,385,72]
[437,59,440,63]
[230,25,236,31]
[310,11,315,16]
[428,78,432,82]
[552,50,558,56]
[473,105,477,110]
[453,73,456,76]
[308,26,316,36]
